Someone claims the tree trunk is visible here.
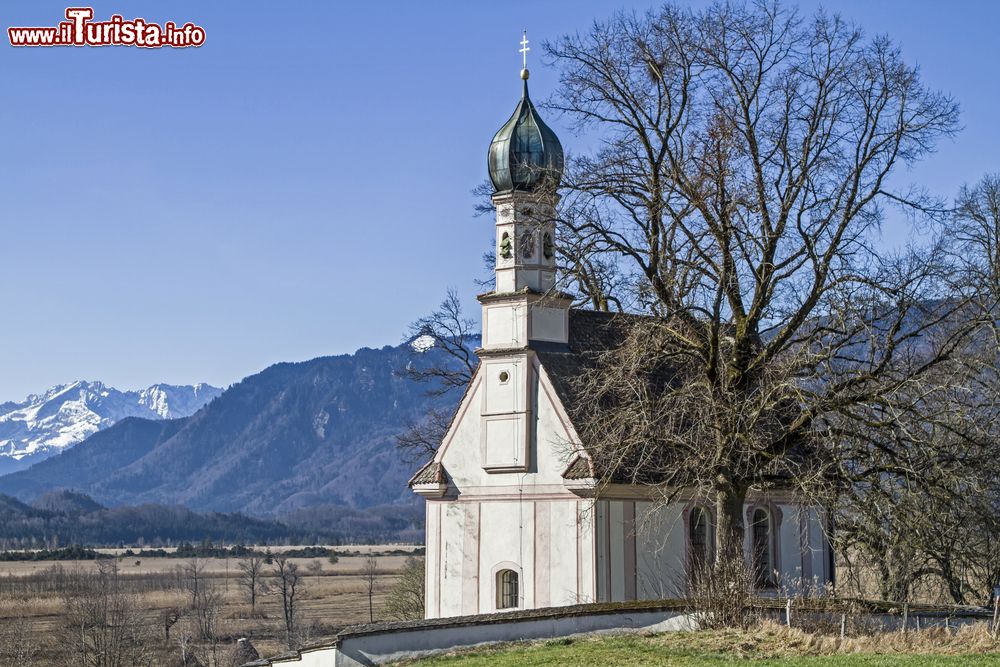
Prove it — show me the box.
[715,479,748,567]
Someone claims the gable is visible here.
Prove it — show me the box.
[413,353,590,491]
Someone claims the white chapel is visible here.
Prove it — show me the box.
[410,52,833,619]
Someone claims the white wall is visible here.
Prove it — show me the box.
[591,498,832,604]
[426,358,596,619]
[424,353,832,620]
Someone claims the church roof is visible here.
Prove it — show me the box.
[535,309,684,484]
[406,309,807,490]
[541,309,810,486]
[409,460,445,486]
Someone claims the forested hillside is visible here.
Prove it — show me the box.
[0,343,461,524]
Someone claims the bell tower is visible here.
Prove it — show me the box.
[475,34,570,473]
[480,33,569,352]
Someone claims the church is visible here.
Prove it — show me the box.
[410,55,834,620]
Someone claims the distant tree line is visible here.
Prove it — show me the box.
[0,491,425,548]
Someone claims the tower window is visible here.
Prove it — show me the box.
[496,569,519,609]
[751,507,775,587]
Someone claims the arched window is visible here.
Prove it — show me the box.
[751,507,774,587]
[496,569,519,609]
[689,506,711,568]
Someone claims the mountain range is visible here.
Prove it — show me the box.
[0,381,222,474]
[0,342,459,520]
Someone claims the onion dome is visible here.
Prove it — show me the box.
[488,69,564,194]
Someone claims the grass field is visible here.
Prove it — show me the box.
[402,625,1000,667]
[0,545,418,665]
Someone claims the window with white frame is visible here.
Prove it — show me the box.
[496,568,519,609]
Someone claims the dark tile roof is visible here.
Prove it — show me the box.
[540,310,814,486]
[562,454,594,480]
[409,460,445,485]
[536,309,706,484]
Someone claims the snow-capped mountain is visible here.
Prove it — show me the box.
[0,381,222,474]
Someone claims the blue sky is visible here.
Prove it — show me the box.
[1,1,998,400]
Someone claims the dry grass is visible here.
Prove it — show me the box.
[706,620,1000,657]
[0,547,412,666]
[400,622,1000,666]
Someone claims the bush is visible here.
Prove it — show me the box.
[382,556,424,621]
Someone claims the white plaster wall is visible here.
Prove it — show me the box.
[284,649,331,667]
[439,502,467,618]
[427,498,591,616]
[546,500,585,606]
[483,302,527,349]
[595,501,608,602]
[807,508,829,589]
[577,500,596,603]
[332,609,696,667]
[427,361,597,619]
[478,500,535,612]
[609,501,626,601]
[777,502,801,589]
[439,364,582,489]
[424,503,440,619]
[621,500,831,601]
[529,307,568,343]
[635,502,686,600]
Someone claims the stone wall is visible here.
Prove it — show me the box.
[244,598,994,667]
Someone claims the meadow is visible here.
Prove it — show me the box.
[0,545,417,666]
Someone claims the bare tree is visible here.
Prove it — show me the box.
[395,407,455,464]
[951,174,1000,311]
[396,290,480,462]
[541,2,977,581]
[362,554,379,623]
[237,554,265,615]
[61,561,153,667]
[181,558,206,610]
[382,556,425,621]
[0,607,38,666]
[192,584,223,644]
[848,174,1000,604]
[399,289,478,394]
[273,556,303,649]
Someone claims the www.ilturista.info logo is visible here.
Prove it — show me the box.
[8,8,205,48]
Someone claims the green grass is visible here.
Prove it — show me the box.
[401,629,1000,666]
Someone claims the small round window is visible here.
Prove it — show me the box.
[499,371,510,383]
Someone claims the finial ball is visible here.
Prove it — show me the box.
[521,68,530,80]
